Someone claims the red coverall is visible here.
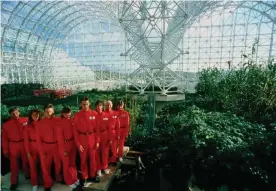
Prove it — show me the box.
[2,117,29,185]
[105,110,120,163]
[56,118,78,186]
[73,110,100,180]
[96,112,111,170]
[117,109,130,158]
[36,117,62,188]
[24,122,40,186]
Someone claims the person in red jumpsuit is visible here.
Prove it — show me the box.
[104,100,120,166]
[24,109,42,191]
[36,104,62,191]
[2,107,29,190]
[95,100,111,177]
[116,100,130,162]
[73,97,100,186]
[56,106,81,191]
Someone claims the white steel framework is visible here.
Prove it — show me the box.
[1,1,275,93]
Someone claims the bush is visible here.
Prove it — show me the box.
[134,105,273,191]
[195,59,276,127]
[1,83,44,99]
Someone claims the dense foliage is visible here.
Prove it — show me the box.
[195,60,276,127]
[1,59,275,191]
[1,83,44,100]
[128,105,276,191]
[127,59,276,191]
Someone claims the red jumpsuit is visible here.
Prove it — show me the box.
[36,117,62,188]
[105,110,120,163]
[73,110,100,180]
[24,122,40,186]
[96,112,111,170]
[56,118,78,186]
[2,117,29,185]
[117,109,130,158]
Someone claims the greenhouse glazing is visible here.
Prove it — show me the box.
[1,1,275,94]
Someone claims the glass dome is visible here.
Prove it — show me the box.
[1,1,275,93]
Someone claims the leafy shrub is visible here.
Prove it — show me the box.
[136,106,272,191]
[195,59,276,127]
[1,83,44,99]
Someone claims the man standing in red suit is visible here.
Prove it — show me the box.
[24,109,42,191]
[117,100,130,162]
[95,100,111,177]
[2,107,29,190]
[104,100,120,166]
[56,106,80,191]
[73,97,100,186]
[36,104,62,191]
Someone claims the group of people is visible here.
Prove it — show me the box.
[2,97,130,191]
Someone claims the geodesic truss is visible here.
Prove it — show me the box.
[1,1,119,88]
[1,1,276,93]
[118,1,276,94]
[118,1,221,94]
[119,1,219,67]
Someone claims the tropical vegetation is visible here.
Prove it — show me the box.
[1,58,275,191]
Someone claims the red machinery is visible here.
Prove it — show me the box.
[33,88,72,99]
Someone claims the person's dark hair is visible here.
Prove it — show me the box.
[43,104,54,111]
[95,100,104,107]
[80,97,89,102]
[28,109,42,124]
[118,100,124,106]
[8,106,19,114]
[61,106,72,118]
[62,106,71,114]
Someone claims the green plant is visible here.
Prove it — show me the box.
[1,83,44,99]
[195,58,276,127]
[135,105,272,191]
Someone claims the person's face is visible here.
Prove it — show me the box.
[96,104,103,113]
[62,112,71,119]
[31,112,39,122]
[10,109,20,119]
[81,100,90,111]
[117,104,124,110]
[44,108,54,118]
[105,102,112,111]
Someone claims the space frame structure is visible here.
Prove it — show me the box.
[1,1,275,94]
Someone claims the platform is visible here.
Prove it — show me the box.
[1,147,130,191]
[1,173,70,191]
[139,94,185,102]
[83,162,120,191]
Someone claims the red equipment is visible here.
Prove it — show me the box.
[33,88,72,99]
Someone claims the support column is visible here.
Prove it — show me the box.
[146,93,185,131]
[148,93,156,131]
